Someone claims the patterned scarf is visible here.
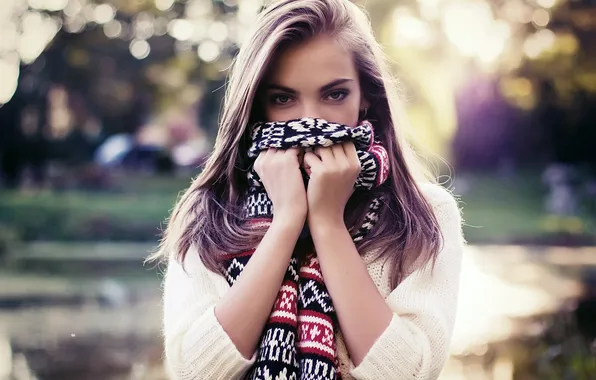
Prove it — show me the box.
[223,118,390,380]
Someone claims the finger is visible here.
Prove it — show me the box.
[302,160,312,176]
[315,146,335,163]
[255,148,268,163]
[331,144,349,166]
[283,147,302,165]
[303,151,324,171]
[306,147,320,160]
[284,147,301,156]
[253,149,268,173]
[343,142,359,164]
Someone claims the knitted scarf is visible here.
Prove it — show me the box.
[223,118,389,380]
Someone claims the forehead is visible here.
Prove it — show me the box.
[266,35,357,87]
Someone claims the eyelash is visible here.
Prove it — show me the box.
[269,90,350,105]
[325,90,349,101]
[270,94,293,105]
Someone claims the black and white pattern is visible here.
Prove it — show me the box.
[248,118,373,159]
[245,118,388,229]
[351,197,384,243]
[247,118,381,192]
[225,118,390,380]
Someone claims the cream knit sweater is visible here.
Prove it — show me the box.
[162,183,464,380]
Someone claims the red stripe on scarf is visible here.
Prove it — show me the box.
[270,279,299,327]
[298,259,325,282]
[370,143,390,187]
[298,310,337,360]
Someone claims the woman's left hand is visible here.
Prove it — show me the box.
[303,142,361,227]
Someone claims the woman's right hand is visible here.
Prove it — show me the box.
[253,147,307,225]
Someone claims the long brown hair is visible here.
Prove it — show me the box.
[149,0,442,288]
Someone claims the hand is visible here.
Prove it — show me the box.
[253,148,307,227]
[303,142,360,226]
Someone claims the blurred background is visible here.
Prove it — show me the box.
[0,0,595,379]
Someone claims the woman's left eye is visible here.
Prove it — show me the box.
[326,91,348,101]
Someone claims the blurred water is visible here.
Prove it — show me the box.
[0,244,594,380]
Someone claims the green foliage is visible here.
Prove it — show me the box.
[457,173,596,245]
[0,223,20,257]
[0,173,594,244]
[0,175,193,242]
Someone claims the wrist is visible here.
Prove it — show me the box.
[308,212,346,235]
[271,212,306,233]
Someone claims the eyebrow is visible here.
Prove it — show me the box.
[266,78,354,94]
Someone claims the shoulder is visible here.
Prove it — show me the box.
[418,182,459,209]
[418,182,464,239]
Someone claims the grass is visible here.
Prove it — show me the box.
[1,175,191,220]
[456,173,595,244]
[0,172,593,245]
[0,175,192,241]
[11,241,155,260]
[456,174,548,242]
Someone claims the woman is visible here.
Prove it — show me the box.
[154,0,464,379]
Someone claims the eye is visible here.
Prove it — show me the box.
[325,90,349,101]
[270,94,293,105]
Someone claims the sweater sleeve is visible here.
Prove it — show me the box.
[350,186,464,380]
[162,246,255,380]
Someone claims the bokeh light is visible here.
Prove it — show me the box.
[28,0,69,12]
[93,3,115,24]
[442,1,498,58]
[0,58,20,105]
[155,0,174,12]
[103,19,122,39]
[532,8,551,28]
[537,0,557,8]
[129,39,151,60]
[197,40,220,62]
[392,9,434,48]
[208,21,229,43]
[523,29,556,58]
[168,19,194,41]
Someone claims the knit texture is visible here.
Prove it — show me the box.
[244,118,389,233]
[162,183,464,380]
[222,118,390,380]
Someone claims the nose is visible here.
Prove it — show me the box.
[301,101,324,120]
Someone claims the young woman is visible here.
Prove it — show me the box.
[154,0,464,379]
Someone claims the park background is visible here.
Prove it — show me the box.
[0,0,595,379]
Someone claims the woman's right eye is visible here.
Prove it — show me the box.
[270,94,293,105]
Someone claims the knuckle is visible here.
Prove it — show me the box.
[282,154,297,166]
[338,164,350,173]
[255,156,271,173]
